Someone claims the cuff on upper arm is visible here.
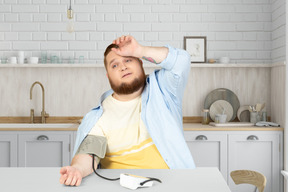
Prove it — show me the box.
[75,135,107,159]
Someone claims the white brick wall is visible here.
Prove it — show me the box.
[271,0,286,63]
[0,1,286,64]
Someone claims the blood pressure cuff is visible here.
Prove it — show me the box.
[75,135,107,164]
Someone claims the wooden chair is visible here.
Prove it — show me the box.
[230,170,266,192]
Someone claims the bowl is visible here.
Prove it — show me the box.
[219,57,230,64]
[28,57,39,64]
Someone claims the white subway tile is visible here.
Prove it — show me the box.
[75,0,89,3]
[76,32,89,40]
[69,42,96,50]
[18,0,32,4]
[152,5,179,13]
[18,32,32,40]
[0,13,3,22]
[242,51,257,59]
[47,0,60,3]
[243,32,258,41]
[124,23,150,32]
[41,42,68,50]
[33,32,47,40]
[0,42,11,50]
[89,0,102,3]
[103,32,116,41]
[235,5,262,13]
[41,23,66,32]
[116,13,130,22]
[74,5,96,12]
[257,32,271,41]
[103,0,118,4]
[0,32,4,40]
[5,0,17,3]
[4,13,18,22]
[4,32,18,40]
[201,13,215,22]
[186,13,201,22]
[0,5,11,13]
[173,13,186,22]
[159,13,172,23]
[159,32,172,41]
[75,22,96,31]
[33,0,46,4]
[76,13,90,22]
[237,42,263,50]
[257,51,271,59]
[19,14,33,22]
[89,51,103,60]
[229,32,243,40]
[123,5,151,13]
[47,32,61,40]
[33,13,47,22]
[181,23,208,32]
[144,32,158,41]
[144,13,158,22]
[62,32,75,40]
[96,5,120,13]
[104,13,116,22]
[237,23,264,31]
[208,5,235,13]
[215,32,230,40]
[180,5,207,12]
[12,5,39,13]
[40,5,66,13]
[215,14,230,22]
[13,42,40,50]
[144,0,158,4]
[90,32,103,41]
[48,14,62,22]
[210,41,237,50]
[12,23,39,32]
[209,23,235,31]
[130,13,145,22]
[91,13,104,22]
[98,23,122,31]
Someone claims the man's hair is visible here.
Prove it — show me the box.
[103,43,142,70]
[104,44,118,69]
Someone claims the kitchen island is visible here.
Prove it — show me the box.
[0,167,231,192]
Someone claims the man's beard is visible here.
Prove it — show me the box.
[109,70,146,95]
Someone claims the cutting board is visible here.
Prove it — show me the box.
[209,122,254,127]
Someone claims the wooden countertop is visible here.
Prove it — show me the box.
[183,123,284,131]
[0,123,283,131]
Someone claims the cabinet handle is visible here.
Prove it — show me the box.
[37,135,49,141]
[196,135,208,141]
[247,135,259,141]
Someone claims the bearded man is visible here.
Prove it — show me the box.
[59,35,195,186]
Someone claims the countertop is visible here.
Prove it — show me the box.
[0,123,283,131]
[0,167,231,192]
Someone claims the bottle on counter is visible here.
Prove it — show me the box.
[202,109,210,125]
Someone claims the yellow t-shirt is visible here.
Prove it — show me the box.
[88,95,168,169]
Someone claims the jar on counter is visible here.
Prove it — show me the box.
[202,109,210,125]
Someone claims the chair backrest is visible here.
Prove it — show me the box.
[230,170,266,192]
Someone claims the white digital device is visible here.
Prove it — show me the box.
[120,173,154,190]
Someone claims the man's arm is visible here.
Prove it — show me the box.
[59,154,98,186]
[111,35,169,64]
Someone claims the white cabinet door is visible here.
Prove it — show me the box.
[184,131,228,181]
[18,131,72,167]
[0,133,17,167]
[228,132,282,192]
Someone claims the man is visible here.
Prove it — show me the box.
[59,35,195,186]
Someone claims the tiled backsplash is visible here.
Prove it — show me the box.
[0,0,286,64]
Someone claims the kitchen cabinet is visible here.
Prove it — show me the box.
[184,132,228,181]
[0,133,17,167]
[228,133,282,192]
[184,130,283,192]
[0,131,76,167]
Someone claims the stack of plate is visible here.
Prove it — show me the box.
[204,88,240,122]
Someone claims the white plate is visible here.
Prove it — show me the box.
[209,100,233,122]
[237,105,250,122]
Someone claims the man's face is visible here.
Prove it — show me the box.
[105,51,146,95]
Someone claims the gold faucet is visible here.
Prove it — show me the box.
[30,81,49,123]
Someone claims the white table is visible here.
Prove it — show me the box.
[0,167,231,192]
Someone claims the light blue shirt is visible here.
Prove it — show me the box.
[73,45,196,169]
